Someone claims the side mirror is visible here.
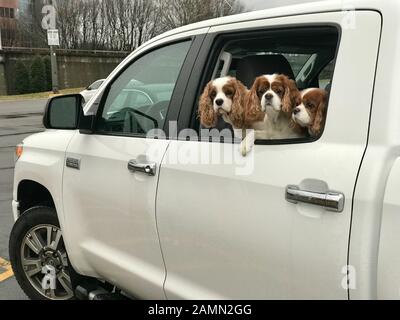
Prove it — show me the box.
[43,93,97,134]
[43,94,83,130]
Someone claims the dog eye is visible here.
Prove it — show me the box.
[225,90,234,97]
[306,103,314,109]
[210,91,216,99]
[276,89,283,95]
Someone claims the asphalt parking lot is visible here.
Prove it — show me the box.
[0,98,46,300]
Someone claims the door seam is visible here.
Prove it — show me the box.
[347,11,383,301]
[154,141,171,300]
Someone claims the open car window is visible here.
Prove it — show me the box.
[195,26,339,144]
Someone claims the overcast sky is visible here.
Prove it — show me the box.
[243,0,326,10]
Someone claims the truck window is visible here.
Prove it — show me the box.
[194,26,339,143]
[96,41,191,136]
[319,60,335,91]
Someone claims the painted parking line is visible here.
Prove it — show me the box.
[0,257,14,282]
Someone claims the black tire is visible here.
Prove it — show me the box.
[9,206,75,300]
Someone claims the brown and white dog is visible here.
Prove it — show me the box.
[292,88,328,138]
[198,76,248,129]
[245,74,303,139]
[238,74,304,155]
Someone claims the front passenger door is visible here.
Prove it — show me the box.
[62,40,192,299]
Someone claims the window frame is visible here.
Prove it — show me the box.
[88,80,104,91]
[315,59,335,89]
[178,23,342,146]
[92,35,206,139]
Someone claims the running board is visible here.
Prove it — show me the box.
[75,284,129,300]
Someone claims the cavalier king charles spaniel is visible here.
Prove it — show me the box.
[198,76,248,130]
[239,74,305,155]
[198,75,320,157]
[245,74,303,139]
[292,88,328,138]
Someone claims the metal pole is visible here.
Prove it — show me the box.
[49,45,59,94]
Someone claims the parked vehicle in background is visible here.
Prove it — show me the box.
[8,0,400,301]
[80,79,105,104]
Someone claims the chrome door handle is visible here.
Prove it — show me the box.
[128,160,157,176]
[286,185,345,213]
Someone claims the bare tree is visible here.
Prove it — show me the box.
[135,0,162,47]
[15,2,49,48]
[56,0,82,49]
[157,0,244,31]
[0,18,18,47]
[12,0,245,50]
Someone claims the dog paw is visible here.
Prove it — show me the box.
[239,140,254,157]
[240,142,247,157]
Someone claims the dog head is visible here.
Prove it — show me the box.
[198,77,247,128]
[245,74,301,124]
[292,88,328,137]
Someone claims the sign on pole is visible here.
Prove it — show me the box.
[47,29,60,93]
[47,29,60,46]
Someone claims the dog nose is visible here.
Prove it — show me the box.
[265,93,273,101]
[215,99,224,107]
[293,108,300,115]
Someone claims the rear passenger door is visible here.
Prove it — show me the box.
[156,12,382,299]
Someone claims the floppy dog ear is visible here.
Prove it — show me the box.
[289,118,307,136]
[282,76,301,114]
[310,91,327,137]
[244,78,266,126]
[198,82,217,128]
[230,79,247,128]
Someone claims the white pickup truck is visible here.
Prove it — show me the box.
[8,0,400,300]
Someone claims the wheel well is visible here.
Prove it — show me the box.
[18,180,55,215]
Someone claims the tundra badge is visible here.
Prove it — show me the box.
[66,157,81,170]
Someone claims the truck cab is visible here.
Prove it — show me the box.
[9,0,400,300]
